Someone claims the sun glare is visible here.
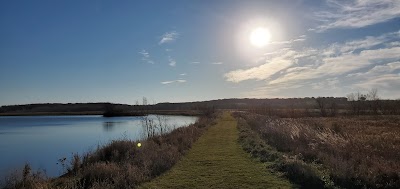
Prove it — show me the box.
[249,27,271,48]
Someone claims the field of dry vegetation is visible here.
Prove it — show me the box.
[235,112,400,189]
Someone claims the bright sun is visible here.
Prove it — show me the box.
[249,27,271,48]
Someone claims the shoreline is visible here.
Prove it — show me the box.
[0,110,203,117]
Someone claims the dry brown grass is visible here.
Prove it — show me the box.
[2,164,50,189]
[237,112,400,189]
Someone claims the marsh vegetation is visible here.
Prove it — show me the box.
[235,112,400,189]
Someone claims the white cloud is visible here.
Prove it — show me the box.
[159,31,179,45]
[269,46,400,88]
[165,48,173,52]
[270,46,400,85]
[313,0,400,32]
[225,30,400,97]
[224,49,298,83]
[346,61,400,79]
[139,50,154,64]
[387,41,400,47]
[338,30,400,53]
[138,50,149,58]
[189,61,200,64]
[269,35,307,45]
[168,56,176,67]
[211,62,223,65]
[161,80,186,84]
[311,77,339,89]
[354,74,400,97]
[180,73,187,76]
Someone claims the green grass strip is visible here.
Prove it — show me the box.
[140,112,294,189]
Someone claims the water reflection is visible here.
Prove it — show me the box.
[103,121,121,131]
[0,115,198,178]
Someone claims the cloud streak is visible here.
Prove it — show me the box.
[224,49,297,82]
[139,50,154,64]
[269,35,307,45]
[313,0,400,32]
[161,80,186,84]
[159,31,179,45]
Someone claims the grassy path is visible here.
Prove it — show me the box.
[140,112,293,189]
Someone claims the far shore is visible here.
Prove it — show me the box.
[0,110,202,117]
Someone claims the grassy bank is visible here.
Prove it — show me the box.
[3,114,216,189]
[140,112,293,189]
[234,112,400,189]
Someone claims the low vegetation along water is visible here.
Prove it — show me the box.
[0,115,198,179]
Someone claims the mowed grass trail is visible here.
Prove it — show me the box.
[140,112,293,189]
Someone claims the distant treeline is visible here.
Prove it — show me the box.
[0,98,345,113]
[0,103,119,114]
[1,97,399,116]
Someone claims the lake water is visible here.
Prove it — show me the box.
[0,115,198,179]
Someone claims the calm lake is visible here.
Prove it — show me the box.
[0,115,198,179]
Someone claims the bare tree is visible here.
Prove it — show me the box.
[347,89,380,115]
[142,97,147,106]
[140,97,148,114]
[141,116,156,138]
[347,93,358,115]
[367,88,380,114]
[329,100,338,117]
[156,114,169,135]
[315,97,327,117]
[198,105,216,117]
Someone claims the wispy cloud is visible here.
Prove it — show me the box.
[225,30,400,97]
[161,80,186,84]
[179,73,187,76]
[159,31,179,45]
[189,61,200,64]
[225,49,297,82]
[269,35,307,45]
[139,50,154,64]
[332,30,400,53]
[354,74,400,94]
[270,47,400,86]
[168,56,176,67]
[138,50,149,58]
[211,62,223,65]
[165,48,173,52]
[311,77,339,90]
[313,0,400,32]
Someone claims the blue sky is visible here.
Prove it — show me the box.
[1,0,399,106]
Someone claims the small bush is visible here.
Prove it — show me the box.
[274,160,325,189]
[2,163,49,189]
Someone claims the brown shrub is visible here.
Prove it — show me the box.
[2,163,49,189]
